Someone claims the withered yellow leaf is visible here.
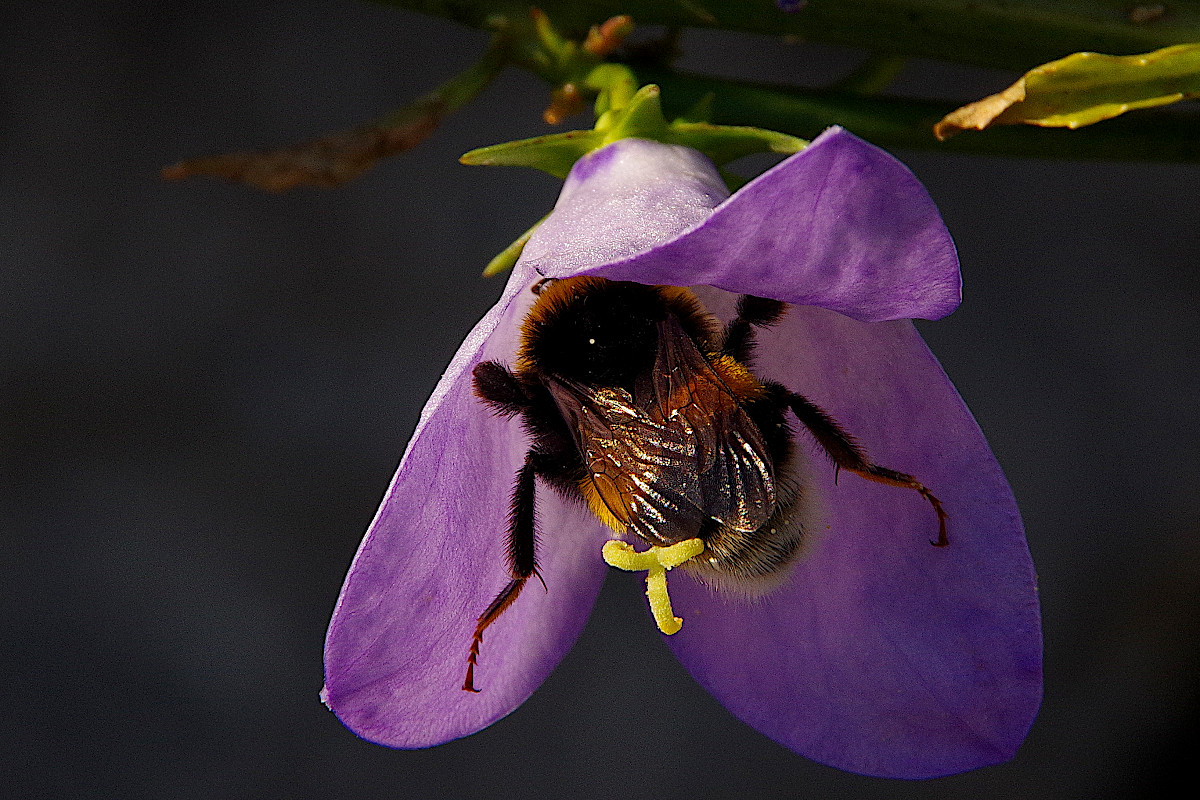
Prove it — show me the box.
[935,43,1200,140]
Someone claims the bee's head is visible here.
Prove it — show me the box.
[519,277,666,388]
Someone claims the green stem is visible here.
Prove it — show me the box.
[586,62,640,117]
[376,1,1200,72]
[832,53,908,96]
[381,32,510,128]
[643,67,1200,162]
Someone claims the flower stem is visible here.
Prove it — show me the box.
[643,67,1200,163]
[832,53,908,97]
[481,212,548,276]
[162,33,510,190]
[375,0,1200,72]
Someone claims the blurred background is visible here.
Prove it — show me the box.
[3,1,1198,797]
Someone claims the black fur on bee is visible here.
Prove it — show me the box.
[463,277,946,692]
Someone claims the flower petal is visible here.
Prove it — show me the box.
[663,292,1042,779]
[322,136,755,747]
[322,264,612,748]
[580,128,961,322]
[518,138,729,277]
[520,130,958,323]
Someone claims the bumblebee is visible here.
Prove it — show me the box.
[465,276,946,692]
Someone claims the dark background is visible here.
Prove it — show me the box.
[3,1,1199,797]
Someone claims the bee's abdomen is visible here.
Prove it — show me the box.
[686,430,821,597]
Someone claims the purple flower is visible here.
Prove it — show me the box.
[322,128,1042,779]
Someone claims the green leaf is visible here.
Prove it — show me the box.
[935,43,1200,138]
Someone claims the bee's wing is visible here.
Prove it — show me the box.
[546,377,706,544]
[700,407,776,532]
[650,316,776,533]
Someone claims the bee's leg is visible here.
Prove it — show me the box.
[464,454,539,692]
[721,296,787,363]
[473,360,530,417]
[783,389,949,547]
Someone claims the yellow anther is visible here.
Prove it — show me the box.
[602,538,704,635]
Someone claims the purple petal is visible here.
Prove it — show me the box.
[323,141,743,746]
[519,138,729,277]
[538,128,960,322]
[322,263,612,747]
[664,291,1042,779]
[523,130,959,321]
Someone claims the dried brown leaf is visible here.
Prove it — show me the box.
[160,108,443,192]
[933,83,1026,140]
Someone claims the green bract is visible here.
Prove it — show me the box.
[461,84,807,180]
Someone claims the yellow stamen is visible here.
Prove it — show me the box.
[601,538,704,635]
